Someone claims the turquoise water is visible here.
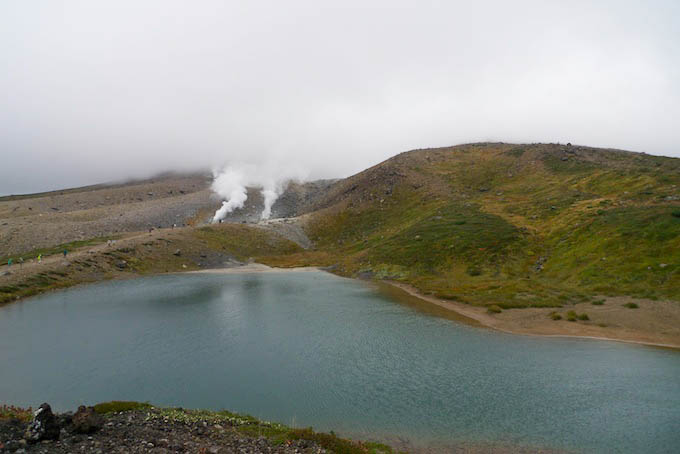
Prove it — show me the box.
[1,271,679,452]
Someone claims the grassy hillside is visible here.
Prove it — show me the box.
[299,143,680,308]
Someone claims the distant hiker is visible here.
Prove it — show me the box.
[63,249,68,258]
[37,254,42,264]
[19,257,24,269]
[7,258,12,267]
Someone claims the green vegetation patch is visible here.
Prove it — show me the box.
[0,405,33,422]
[368,202,523,273]
[542,206,680,300]
[194,224,302,261]
[94,401,152,414]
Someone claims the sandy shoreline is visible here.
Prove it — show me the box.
[382,281,680,350]
[189,263,322,274]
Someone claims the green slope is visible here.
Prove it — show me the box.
[301,143,680,307]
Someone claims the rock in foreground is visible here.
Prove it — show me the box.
[23,403,59,443]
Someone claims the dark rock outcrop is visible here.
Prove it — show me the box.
[24,403,59,443]
[72,405,103,434]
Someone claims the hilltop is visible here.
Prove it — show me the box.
[1,142,679,346]
[292,142,680,306]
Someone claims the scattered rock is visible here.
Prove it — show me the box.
[356,270,375,280]
[24,403,60,443]
[115,260,128,269]
[72,406,103,434]
[534,256,547,272]
[173,249,182,256]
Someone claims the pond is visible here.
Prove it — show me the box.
[1,271,679,452]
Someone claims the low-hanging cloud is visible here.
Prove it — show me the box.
[0,0,679,195]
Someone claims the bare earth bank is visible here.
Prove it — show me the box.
[382,281,680,350]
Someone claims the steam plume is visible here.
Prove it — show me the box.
[211,167,249,222]
[211,163,307,223]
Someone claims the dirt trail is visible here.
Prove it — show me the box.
[0,228,186,283]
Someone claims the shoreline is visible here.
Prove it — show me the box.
[189,263,322,274]
[5,259,680,351]
[188,265,680,350]
[381,280,680,350]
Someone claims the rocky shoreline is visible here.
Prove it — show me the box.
[0,403,392,454]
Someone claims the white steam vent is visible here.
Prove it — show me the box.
[211,163,307,223]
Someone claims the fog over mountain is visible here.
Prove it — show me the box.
[1,0,679,195]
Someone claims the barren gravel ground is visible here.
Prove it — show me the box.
[0,408,329,454]
[0,175,334,258]
[0,173,219,257]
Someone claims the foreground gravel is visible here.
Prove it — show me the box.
[0,407,327,454]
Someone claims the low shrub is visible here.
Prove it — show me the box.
[577,313,589,321]
[592,299,605,305]
[623,302,639,309]
[487,305,502,314]
[672,210,680,218]
[550,312,562,320]
[0,405,32,422]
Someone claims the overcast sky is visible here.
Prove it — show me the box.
[1,0,679,195]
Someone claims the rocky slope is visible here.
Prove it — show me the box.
[0,174,334,258]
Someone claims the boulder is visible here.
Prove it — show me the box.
[173,249,182,256]
[72,405,103,434]
[24,403,60,443]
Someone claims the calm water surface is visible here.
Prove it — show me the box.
[1,271,679,453]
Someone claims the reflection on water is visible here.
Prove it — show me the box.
[1,271,679,453]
